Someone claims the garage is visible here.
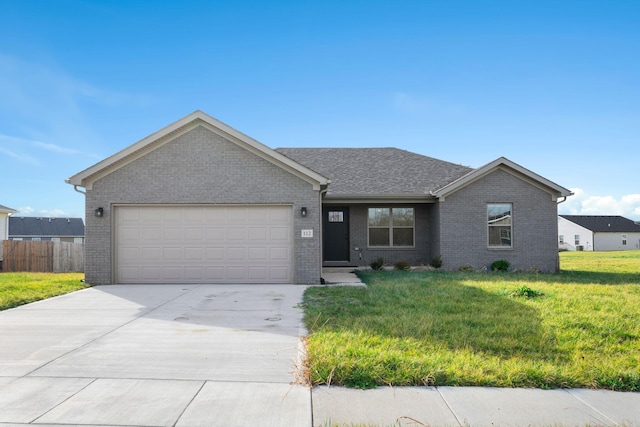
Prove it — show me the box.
[115,205,293,284]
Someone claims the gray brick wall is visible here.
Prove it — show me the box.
[84,125,321,285]
[438,169,560,272]
[346,204,433,268]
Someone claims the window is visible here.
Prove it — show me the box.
[368,207,414,247]
[488,203,512,247]
[559,235,564,244]
[328,211,344,222]
[622,234,627,245]
[51,237,61,242]
[575,235,580,246]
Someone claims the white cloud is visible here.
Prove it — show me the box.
[0,145,39,164]
[16,206,69,217]
[560,188,640,221]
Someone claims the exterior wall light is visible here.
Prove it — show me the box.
[300,207,307,217]
[95,207,104,217]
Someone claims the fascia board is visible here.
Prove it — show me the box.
[66,110,330,191]
[323,194,437,204]
[432,157,573,201]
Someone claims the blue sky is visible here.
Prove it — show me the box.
[1,0,639,220]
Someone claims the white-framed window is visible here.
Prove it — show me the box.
[488,203,512,247]
[368,207,414,247]
[575,235,580,246]
[51,237,61,242]
[31,237,41,241]
[622,234,627,245]
[559,235,564,244]
[74,237,84,244]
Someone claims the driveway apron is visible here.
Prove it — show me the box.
[0,284,311,426]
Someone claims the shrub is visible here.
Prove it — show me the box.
[510,286,545,299]
[430,255,443,269]
[394,261,410,271]
[458,264,475,272]
[491,259,510,272]
[370,257,384,270]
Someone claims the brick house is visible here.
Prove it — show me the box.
[67,111,572,285]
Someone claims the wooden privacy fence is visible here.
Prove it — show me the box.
[1,240,84,273]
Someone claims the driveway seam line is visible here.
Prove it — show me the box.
[565,389,619,425]
[436,387,464,427]
[172,380,207,427]
[29,377,98,424]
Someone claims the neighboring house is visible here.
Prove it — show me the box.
[558,215,640,251]
[0,204,18,261]
[9,217,85,243]
[66,110,572,285]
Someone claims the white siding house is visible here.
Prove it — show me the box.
[559,215,640,251]
[0,204,17,261]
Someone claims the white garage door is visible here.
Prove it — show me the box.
[115,205,293,284]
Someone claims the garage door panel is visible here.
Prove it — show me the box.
[248,247,267,260]
[184,227,203,241]
[206,227,225,240]
[116,206,293,283]
[270,267,290,281]
[227,227,246,240]
[140,228,161,241]
[270,247,289,260]
[205,247,224,260]
[270,227,290,241]
[184,247,204,260]
[141,247,161,260]
[205,267,225,280]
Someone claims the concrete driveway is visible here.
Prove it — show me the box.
[0,284,310,426]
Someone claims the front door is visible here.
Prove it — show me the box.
[323,207,350,262]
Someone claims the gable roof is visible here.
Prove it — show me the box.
[9,217,85,237]
[66,110,330,191]
[0,204,17,214]
[432,157,573,201]
[275,147,473,200]
[559,215,640,233]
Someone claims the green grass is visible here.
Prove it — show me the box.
[0,272,86,310]
[303,251,640,391]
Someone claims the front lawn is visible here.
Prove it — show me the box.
[0,272,86,310]
[303,251,640,390]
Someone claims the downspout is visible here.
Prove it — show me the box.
[555,195,568,271]
[318,185,329,283]
[72,185,86,195]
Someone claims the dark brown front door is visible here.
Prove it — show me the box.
[323,207,350,262]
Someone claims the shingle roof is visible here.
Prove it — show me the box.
[560,215,640,233]
[9,217,85,237]
[275,148,473,197]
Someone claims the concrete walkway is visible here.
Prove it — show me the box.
[1,283,639,426]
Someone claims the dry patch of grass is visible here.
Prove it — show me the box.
[0,272,86,310]
[303,251,640,390]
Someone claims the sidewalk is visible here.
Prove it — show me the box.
[312,385,640,426]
